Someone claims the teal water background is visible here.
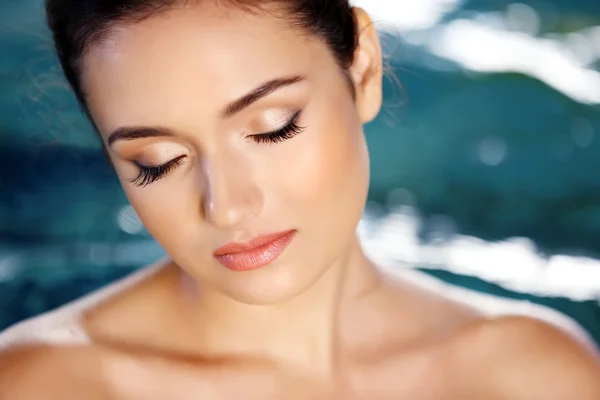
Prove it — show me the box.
[0,0,599,343]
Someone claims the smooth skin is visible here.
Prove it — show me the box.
[1,3,599,399]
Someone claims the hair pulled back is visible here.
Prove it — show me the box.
[45,0,359,110]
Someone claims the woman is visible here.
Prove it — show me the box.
[0,0,599,398]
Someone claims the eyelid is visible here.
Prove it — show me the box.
[126,142,188,165]
[262,108,298,127]
[252,110,301,136]
[129,155,187,187]
[249,110,304,144]
[134,153,186,169]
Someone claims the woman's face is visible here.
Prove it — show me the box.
[82,3,382,304]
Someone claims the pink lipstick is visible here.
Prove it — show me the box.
[213,230,296,272]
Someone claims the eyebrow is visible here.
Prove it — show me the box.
[107,127,175,146]
[107,75,305,147]
[220,75,304,118]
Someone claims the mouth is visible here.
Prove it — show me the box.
[213,229,297,272]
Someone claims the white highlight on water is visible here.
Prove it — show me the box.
[353,0,600,104]
[359,206,600,301]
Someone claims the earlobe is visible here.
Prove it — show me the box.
[350,7,383,124]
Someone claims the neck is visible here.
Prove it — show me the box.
[176,234,382,377]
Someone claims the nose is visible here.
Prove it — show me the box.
[201,154,263,229]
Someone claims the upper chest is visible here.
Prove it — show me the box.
[333,344,473,400]
[119,346,472,400]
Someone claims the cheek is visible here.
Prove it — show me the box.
[116,167,198,244]
[273,105,369,223]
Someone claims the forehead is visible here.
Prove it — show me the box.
[82,3,330,133]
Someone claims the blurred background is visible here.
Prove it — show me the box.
[0,0,599,344]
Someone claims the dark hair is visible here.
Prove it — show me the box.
[45,0,359,113]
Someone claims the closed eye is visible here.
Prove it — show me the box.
[249,110,305,144]
[127,110,304,187]
[128,155,186,187]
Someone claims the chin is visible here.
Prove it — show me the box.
[216,261,331,306]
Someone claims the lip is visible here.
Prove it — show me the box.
[213,230,297,272]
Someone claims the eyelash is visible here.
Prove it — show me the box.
[249,110,305,144]
[129,155,186,187]
[129,110,305,187]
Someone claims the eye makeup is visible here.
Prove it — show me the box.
[248,109,304,144]
[128,109,306,187]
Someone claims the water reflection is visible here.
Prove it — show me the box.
[356,0,600,104]
[360,207,600,301]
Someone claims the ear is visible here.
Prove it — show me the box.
[350,7,383,124]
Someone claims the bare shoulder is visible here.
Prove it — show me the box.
[0,262,170,399]
[447,316,600,400]
[0,341,186,400]
[0,261,169,349]
[0,344,110,399]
